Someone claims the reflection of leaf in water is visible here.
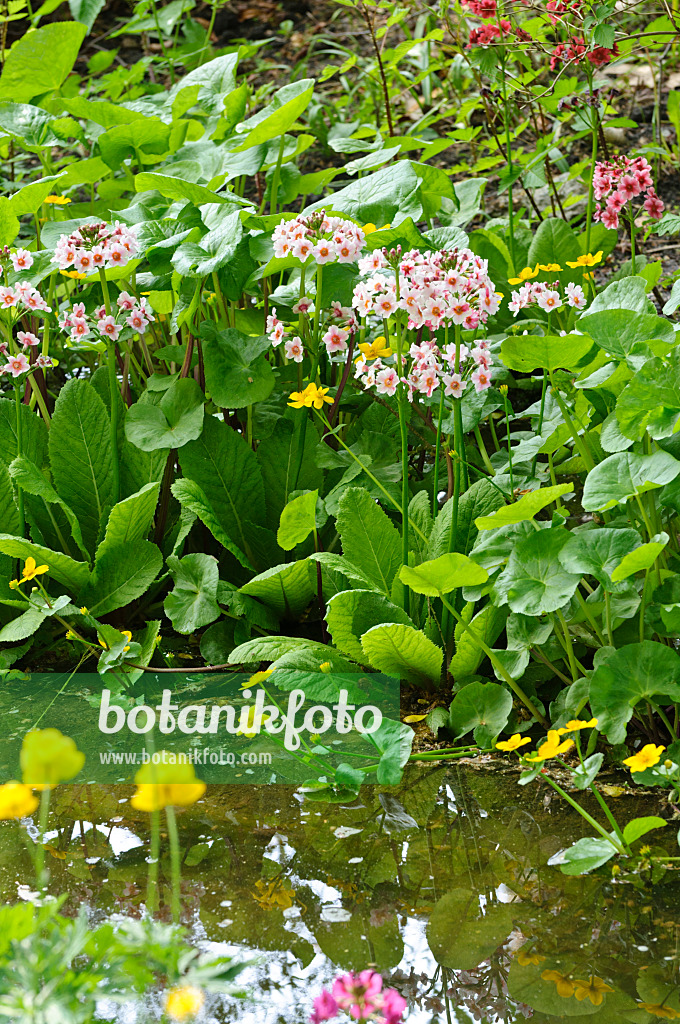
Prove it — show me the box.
[379,793,418,833]
[314,910,403,972]
[426,888,513,970]
[508,959,638,1020]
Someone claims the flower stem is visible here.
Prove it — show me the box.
[147,807,160,914]
[14,383,25,537]
[35,787,51,891]
[165,804,182,924]
[99,269,120,503]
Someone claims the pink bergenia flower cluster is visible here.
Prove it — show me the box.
[592,156,664,229]
[52,221,139,274]
[272,210,365,265]
[311,970,406,1024]
[356,335,493,402]
[60,292,154,346]
[267,299,358,361]
[353,247,501,333]
[508,280,586,316]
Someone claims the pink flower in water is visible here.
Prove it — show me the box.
[333,971,383,1020]
[18,331,40,347]
[310,990,339,1023]
[6,352,30,377]
[10,248,33,272]
[380,989,407,1024]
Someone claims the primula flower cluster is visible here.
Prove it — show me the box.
[0,264,53,377]
[272,210,365,265]
[508,278,587,315]
[60,291,154,346]
[592,156,664,229]
[357,334,494,401]
[52,220,139,274]
[311,971,406,1024]
[267,300,357,361]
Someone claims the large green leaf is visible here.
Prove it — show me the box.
[234,79,314,149]
[610,533,668,582]
[560,836,618,875]
[48,378,114,557]
[582,451,680,512]
[179,416,269,569]
[450,602,507,681]
[448,680,513,747]
[428,478,504,558]
[589,641,680,743]
[0,22,87,103]
[257,419,322,524]
[9,456,89,561]
[326,589,412,662]
[167,53,239,115]
[134,172,248,207]
[200,325,275,409]
[581,276,651,315]
[558,527,641,588]
[277,490,318,551]
[79,539,163,615]
[493,528,581,614]
[307,161,423,226]
[0,604,48,644]
[171,478,254,571]
[526,217,581,269]
[0,397,48,470]
[97,482,160,550]
[164,553,221,634]
[500,334,593,373]
[69,0,106,32]
[427,889,513,970]
[372,718,415,786]
[9,174,67,216]
[99,119,172,170]
[616,350,680,440]
[475,485,571,530]
[579,310,674,360]
[0,463,19,538]
[336,487,401,596]
[239,560,317,618]
[0,535,90,591]
[361,623,442,686]
[400,553,488,596]
[125,378,205,452]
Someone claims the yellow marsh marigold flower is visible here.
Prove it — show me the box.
[637,1004,680,1020]
[496,734,531,752]
[566,251,603,269]
[319,661,332,673]
[573,976,614,1006]
[623,743,665,773]
[60,270,87,279]
[252,877,295,910]
[517,948,545,967]
[165,985,205,1021]
[541,969,575,998]
[0,781,39,819]
[20,729,85,790]
[288,383,333,410]
[44,195,71,205]
[21,557,48,582]
[362,223,390,233]
[131,758,206,812]
[356,337,392,361]
[526,730,574,763]
[508,264,539,285]
[9,579,20,589]
[538,263,563,272]
[557,718,598,734]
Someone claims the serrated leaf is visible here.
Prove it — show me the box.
[0,535,91,591]
[475,486,571,530]
[79,539,163,615]
[336,487,401,596]
[361,622,442,687]
[400,553,488,596]
[326,589,412,662]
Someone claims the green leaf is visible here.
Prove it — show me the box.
[79,539,163,615]
[475,485,571,530]
[256,418,322,523]
[617,351,680,440]
[0,397,48,471]
[448,680,513,747]
[589,641,680,743]
[8,456,89,561]
[493,528,581,615]
[48,378,114,557]
[450,603,507,680]
[500,334,593,373]
[580,310,674,360]
[336,487,401,596]
[179,417,269,570]
[582,451,680,512]
[560,836,617,875]
[622,815,667,845]
[125,378,204,452]
[361,622,442,687]
[0,462,19,538]
[200,325,275,409]
[171,478,254,571]
[99,119,173,170]
[400,553,488,596]
[134,171,249,207]
[326,589,412,662]
[572,752,604,791]
[167,53,240,115]
[0,604,47,643]
[306,161,422,226]
[428,479,504,558]
[309,551,379,591]
[372,718,414,786]
[239,560,317,618]
[0,535,91,591]
[228,634,334,666]
[277,490,318,550]
[164,553,220,634]
[610,533,669,582]
[582,276,651,315]
[234,78,314,149]
[0,22,87,103]
[526,216,581,269]
[8,174,66,216]
[68,0,105,31]
[0,198,20,247]
[427,889,512,970]
[97,482,160,549]
[558,528,641,588]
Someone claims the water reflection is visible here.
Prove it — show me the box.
[1,765,678,1022]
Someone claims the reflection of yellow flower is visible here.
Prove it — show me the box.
[131,759,206,811]
[44,195,71,204]
[573,976,614,1006]
[356,337,392,361]
[541,969,575,998]
[22,557,49,582]
[557,718,598,734]
[623,744,665,773]
[526,730,574,762]
[566,251,603,268]
[99,629,132,653]
[538,263,562,272]
[517,948,545,966]
[0,782,39,819]
[236,706,270,738]
[508,264,539,285]
[21,729,85,790]
[638,1004,680,1020]
[252,877,295,910]
[288,383,333,409]
[496,734,531,752]
[165,986,205,1021]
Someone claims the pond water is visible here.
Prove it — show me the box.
[1,766,678,1023]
